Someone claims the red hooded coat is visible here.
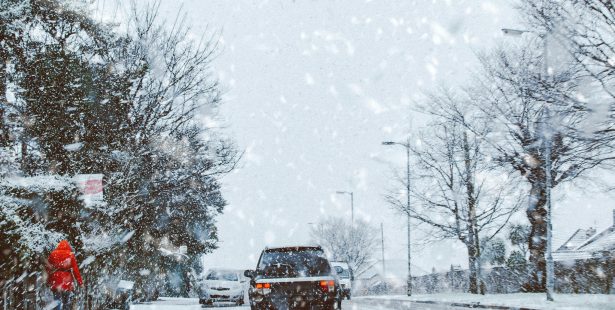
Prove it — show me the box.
[47,240,83,292]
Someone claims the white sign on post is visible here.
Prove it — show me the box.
[74,174,104,206]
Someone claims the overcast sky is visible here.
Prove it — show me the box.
[96,0,615,277]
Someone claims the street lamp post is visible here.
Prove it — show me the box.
[381,222,387,293]
[382,137,412,296]
[502,27,554,301]
[335,191,354,225]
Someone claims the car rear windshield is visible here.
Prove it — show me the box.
[334,266,350,278]
[206,271,238,281]
[257,248,331,278]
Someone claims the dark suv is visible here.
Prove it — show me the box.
[245,245,341,310]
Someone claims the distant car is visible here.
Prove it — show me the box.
[245,245,342,310]
[105,280,135,310]
[199,269,246,306]
[330,262,353,300]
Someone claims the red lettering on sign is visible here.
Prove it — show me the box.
[84,179,103,194]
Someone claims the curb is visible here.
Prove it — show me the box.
[415,300,538,310]
[356,297,539,310]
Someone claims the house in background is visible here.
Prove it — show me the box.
[354,210,615,296]
[353,259,410,295]
[553,227,597,261]
[553,210,615,294]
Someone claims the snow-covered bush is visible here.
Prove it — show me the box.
[0,174,81,289]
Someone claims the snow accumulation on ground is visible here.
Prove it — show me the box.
[359,293,615,310]
[129,297,205,310]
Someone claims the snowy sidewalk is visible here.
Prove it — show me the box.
[356,293,615,310]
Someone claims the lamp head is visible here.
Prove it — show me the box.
[501,28,527,36]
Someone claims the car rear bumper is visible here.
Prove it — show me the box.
[200,289,243,303]
[248,276,338,308]
[251,296,336,309]
[250,290,336,307]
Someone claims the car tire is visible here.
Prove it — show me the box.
[250,303,264,310]
[324,301,336,310]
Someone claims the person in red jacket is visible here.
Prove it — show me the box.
[46,240,83,310]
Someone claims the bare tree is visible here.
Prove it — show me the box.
[520,0,615,105]
[104,2,240,213]
[386,89,522,294]
[310,217,379,277]
[120,1,222,146]
[468,36,615,291]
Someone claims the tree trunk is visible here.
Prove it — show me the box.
[463,131,480,294]
[475,235,485,294]
[20,139,28,174]
[0,41,6,101]
[0,50,9,147]
[467,243,479,294]
[524,182,548,292]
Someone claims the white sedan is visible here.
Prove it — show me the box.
[199,269,246,306]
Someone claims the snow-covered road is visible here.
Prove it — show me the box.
[129,297,472,309]
[130,297,206,310]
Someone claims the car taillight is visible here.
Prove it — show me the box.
[255,282,271,294]
[319,280,335,292]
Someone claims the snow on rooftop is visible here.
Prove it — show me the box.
[556,228,596,252]
[554,220,615,261]
[578,227,615,253]
[553,250,594,262]
[205,268,242,274]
